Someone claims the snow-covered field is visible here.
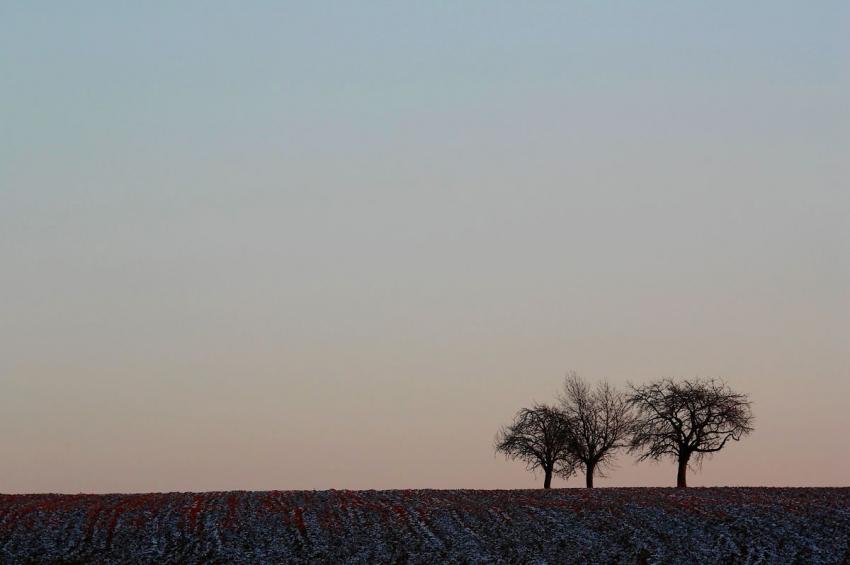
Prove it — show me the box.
[1,488,848,563]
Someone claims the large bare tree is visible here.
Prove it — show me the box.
[628,378,754,487]
[495,403,577,489]
[558,372,633,488]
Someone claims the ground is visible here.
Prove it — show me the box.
[1,488,848,563]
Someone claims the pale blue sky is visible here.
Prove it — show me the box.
[1,2,849,492]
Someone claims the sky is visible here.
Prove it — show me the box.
[1,2,849,493]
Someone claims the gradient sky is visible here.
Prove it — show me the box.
[2,2,849,493]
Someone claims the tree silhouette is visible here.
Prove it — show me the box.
[558,372,633,488]
[628,378,754,487]
[495,403,577,489]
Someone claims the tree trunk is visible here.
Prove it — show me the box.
[676,455,689,488]
[543,468,553,489]
[585,462,595,488]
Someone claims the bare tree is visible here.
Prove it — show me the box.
[558,372,633,488]
[628,378,754,487]
[495,403,577,489]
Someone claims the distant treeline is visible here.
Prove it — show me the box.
[495,374,753,488]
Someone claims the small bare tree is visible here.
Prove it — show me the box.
[558,372,633,488]
[495,403,577,489]
[628,378,754,487]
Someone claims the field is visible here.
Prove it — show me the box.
[1,488,848,563]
